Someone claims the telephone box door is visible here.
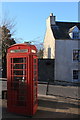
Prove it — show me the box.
[7,56,29,114]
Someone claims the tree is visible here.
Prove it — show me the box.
[37,49,43,58]
[1,25,16,58]
[0,25,16,77]
[0,13,17,77]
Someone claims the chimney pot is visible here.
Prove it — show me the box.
[50,13,53,16]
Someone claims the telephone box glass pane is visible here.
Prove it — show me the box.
[13,58,26,63]
[34,71,36,75]
[11,58,12,63]
[34,65,36,70]
[14,70,26,75]
[33,77,36,81]
[13,64,26,69]
[34,59,36,63]
[14,76,25,82]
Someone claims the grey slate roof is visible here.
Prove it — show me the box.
[51,21,80,39]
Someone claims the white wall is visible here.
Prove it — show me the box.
[43,14,55,59]
[55,39,79,82]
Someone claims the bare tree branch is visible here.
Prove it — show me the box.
[0,11,17,36]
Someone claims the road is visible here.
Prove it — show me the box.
[1,80,80,100]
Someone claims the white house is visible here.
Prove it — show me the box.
[43,13,80,83]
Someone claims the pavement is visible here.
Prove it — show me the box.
[0,79,80,119]
[1,94,80,119]
[38,83,80,100]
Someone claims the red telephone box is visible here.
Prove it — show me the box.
[7,43,38,116]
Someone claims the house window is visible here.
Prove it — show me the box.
[73,50,80,61]
[73,32,79,39]
[73,70,79,80]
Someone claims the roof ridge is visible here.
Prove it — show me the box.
[56,21,80,24]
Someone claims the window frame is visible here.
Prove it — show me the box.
[73,49,80,62]
[73,70,79,80]
[73,32,79,39]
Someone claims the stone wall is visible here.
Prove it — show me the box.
[38,59,54,82]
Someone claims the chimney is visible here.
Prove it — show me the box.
[46,13,56,28]
[50,13,56,25]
